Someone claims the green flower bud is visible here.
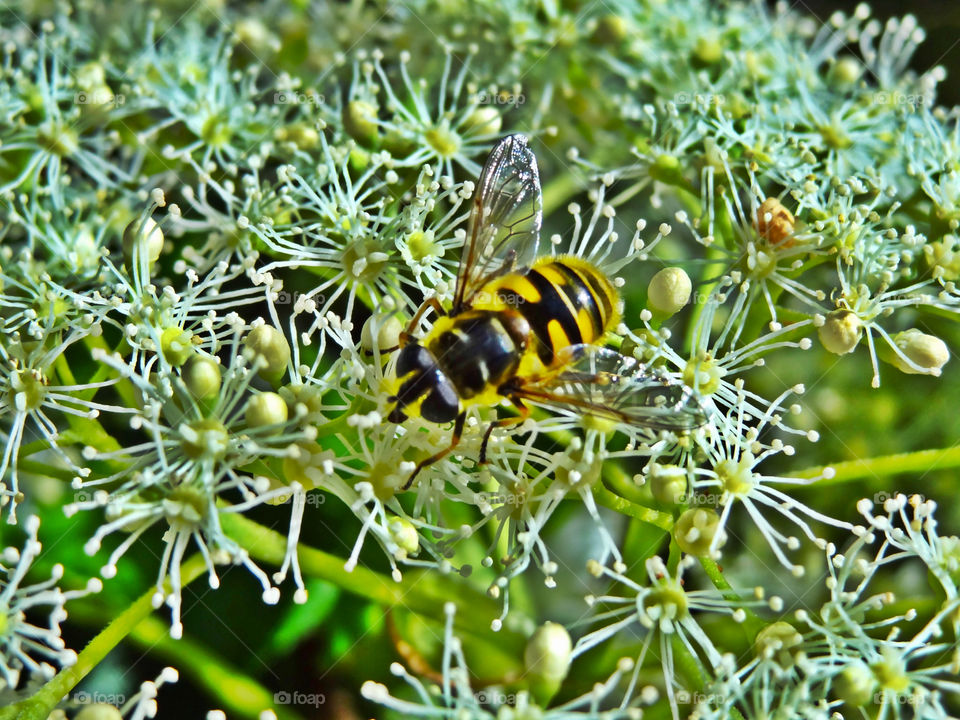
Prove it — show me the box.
[828,56,863,86]
[692,33,723,66]
[870,649,909,693]
[75,705,124,720]
[832,660,875,706]
[161,327,194,367]
[182,355,221,399]
[361,314,403,353]
[649,463,687,505]
[180,418,229,460]
[674,508,726,556]
[524,622,572,704]
[590,14,628,44]
[818,310,862,355]
[122,216,164,269]
[755,621,803,669]
[388,517,419,556]
[880,329,949,376]
[244,324,290,383]
[462,106,502,136]
[923,236,960,281]
[344,100,379,146]
[647,267,692,317]
[245,391,289,428]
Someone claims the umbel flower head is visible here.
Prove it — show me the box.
[0,516,101,689]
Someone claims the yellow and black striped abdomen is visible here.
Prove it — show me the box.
[473,255,621,368]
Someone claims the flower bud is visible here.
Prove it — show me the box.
[161,327,194,367]
[344,100,379,146]
[361,314,404,353]
[590,14,628,44]
[755,197,795,246]
[75,705,124,720]
[832,660,875,706]
[244,324,290,384]
[183,355,221,400]
[881,329,949,376]
[755,621,803,669]
[524,622,572,704]
[647,267,692,317]
[828,56,863,87]
[245,391,289,428]
[122,216,164,269]
[648,463,687,505]
[462,106,502,137]
[674,508,726,556]
[818,310,862,355]
[388,517,419,556]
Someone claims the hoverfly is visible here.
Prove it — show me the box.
[387,135,704,488]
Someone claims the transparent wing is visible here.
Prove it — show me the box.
[514,345,705,432]
[453,134,542,313]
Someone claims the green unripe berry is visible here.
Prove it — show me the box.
[388,517,419,556]
[818,310,862,355]
[161,327,194,367]
[462,106,502,136]
[344,100,380,146]
[755,621,803,669]
[244,324,290,383]
[122,216,164,269]
[647,267,692,317]
[832,660,875,706]
[183,355,221,399]
[245,391,289,428]
[524,622,572,704]
[880,329,949,376]
[674,508,726,556]
[361,314,403,353]
[649,463,687,505]
[75,705,123,720]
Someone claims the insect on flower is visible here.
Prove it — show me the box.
[387,135,705,488]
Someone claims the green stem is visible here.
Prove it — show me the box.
[0,555,207,720]
[593,484,673,532]
[787,446,960,486]
[123,614,302,720]
[699,557,765,640]
[219,513,528,649]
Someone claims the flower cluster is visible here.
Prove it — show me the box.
[1,0,959,718]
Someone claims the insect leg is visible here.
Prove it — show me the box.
[479,398,530,464]
[402,411,466,490]
[397,297,446,348]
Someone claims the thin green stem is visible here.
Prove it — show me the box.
[787,445,960,486]
[593,483,673,532]
[0,555,207,720]
[699,557,765,640]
